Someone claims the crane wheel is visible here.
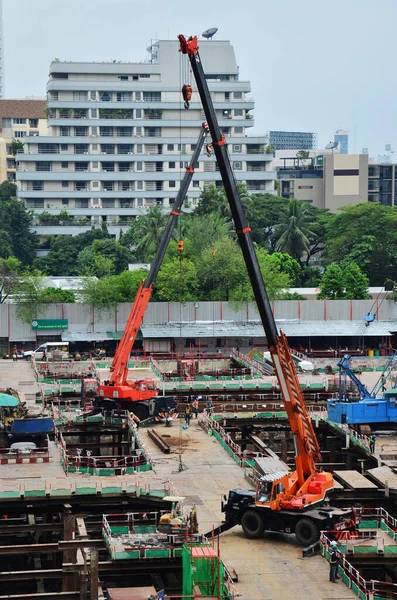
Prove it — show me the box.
[295,518,320,546]
[241,510,265,539]
[130,404,149,422]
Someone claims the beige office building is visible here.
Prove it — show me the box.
[0,99,47,183]
[277,153,369,212]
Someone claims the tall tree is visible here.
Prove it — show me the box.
[77,238,133,276]
[0,185,38,265]
[323,203,397,285]
[129,206,168,262]
[317,262,370,300]
[272,198,317,264]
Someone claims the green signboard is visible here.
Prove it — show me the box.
[316,154,324,166]
[31,319,68,331]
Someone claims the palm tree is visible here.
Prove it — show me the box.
[134,206,168,261]
[272,198,317,264]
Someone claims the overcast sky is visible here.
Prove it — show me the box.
[3,0,395,157]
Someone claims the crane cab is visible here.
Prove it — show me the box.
[255,472,290,510]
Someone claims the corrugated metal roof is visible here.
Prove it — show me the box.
[140,320,396,339]
[62,330,141,342]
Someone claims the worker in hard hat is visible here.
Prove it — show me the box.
[329,540,340,583]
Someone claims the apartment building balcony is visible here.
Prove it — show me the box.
[46,79,251,93]
[47,100,256,112]
[32,223,132,239]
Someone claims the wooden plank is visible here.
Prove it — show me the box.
[367,466,397,490]
[333,470,377,490]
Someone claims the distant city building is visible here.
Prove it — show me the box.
[277,153,369,212]
[268,130,317,150]
[334,128,349,154]
[0,99,47,182]
[368,163,396,206]
[16,39,275,242]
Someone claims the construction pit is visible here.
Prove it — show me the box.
[2,358,397,599]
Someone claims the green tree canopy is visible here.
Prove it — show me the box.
[0,185,38,265]
[124,206,168,262]
[323,203,397,285]
[79,269,148,311]
[317,262,370,300]
[40,287,76,303]
[77,238,133,276]
[33,229,112,275]
[272,198,317,264]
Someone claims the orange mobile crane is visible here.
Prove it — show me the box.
[96,123,210,421]
[179,34,355,546]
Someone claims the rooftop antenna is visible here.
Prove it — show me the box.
[325,141,338,155]
[202,27,218,40]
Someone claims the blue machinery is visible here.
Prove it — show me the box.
[327,353,397,425]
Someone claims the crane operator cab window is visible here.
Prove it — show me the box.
[257,480,272,503]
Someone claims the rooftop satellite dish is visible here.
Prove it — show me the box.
[202,27,218,40]
[325,141,338,150]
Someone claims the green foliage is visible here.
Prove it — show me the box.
[124,206,168,262]
[13,271,45,324]
[154,258,199,302]
[33,229,112,276]
[79,269,148,310]
[0,190,38,265]
[0,256,22,303]
[323,203,397,285]
[10,139,24,156]
[268,252,301,286]
[317,262,370,299]
[77,239,133,277]
[272,198,317,263]
[40,287,76,303]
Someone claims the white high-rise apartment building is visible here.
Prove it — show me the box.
[17,39,275,238]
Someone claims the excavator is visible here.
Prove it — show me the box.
[179,34,356,546]
[96,123,210,421]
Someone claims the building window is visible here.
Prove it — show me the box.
[13,118,26,124]
[100,91,112,102]
[61,161,69,168]
[143,91,161,102]
[140,74,150,78]
[167,144,174,151]
[92,162,99,168]
[136,127,143,136]
[169,161,176,169]
[135,91,142,101]
[73,91,87,101]
[298,185,314,189]
[62,181,69,188]
[193,181,200,188]
[14,131,26,138]
[2,118,11,128]
[32,181,44,191]
[90,91,97,100]
[137,181,143,190]
[92,181,99,188]
[135,109,142,119]
[136,144,143,153]
[62,199,69,205]
[6,145,12,154]
[29,119,39,127]
[232,144,242,153]
[233,161,242,170]
[234,92,243,99]
[136,161,143,171]
[91,109,98,118]
[169,181,176,188]
[61,144,68,151]
[234,109,243,116]
[116,92,132,101]
[119,75,128,81]
[234,127,243,134]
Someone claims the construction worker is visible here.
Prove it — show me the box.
[329,540,340,583]
[192,397,199,418]
[381,375,387,392]
[12,346,17,362]
[185,404,192,425]
[369,434,376,453]
[206,396,213,415]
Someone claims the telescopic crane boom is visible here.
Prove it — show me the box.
[98,122,210,410]
[179,35,333,510]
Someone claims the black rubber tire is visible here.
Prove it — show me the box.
[241,510,265,539]
[295,517,320,547]
[129,403,149,422]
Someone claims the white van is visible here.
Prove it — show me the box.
[24,342,69,361]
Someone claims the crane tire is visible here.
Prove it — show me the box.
[241,510,265,539]
[295,518,320,547]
